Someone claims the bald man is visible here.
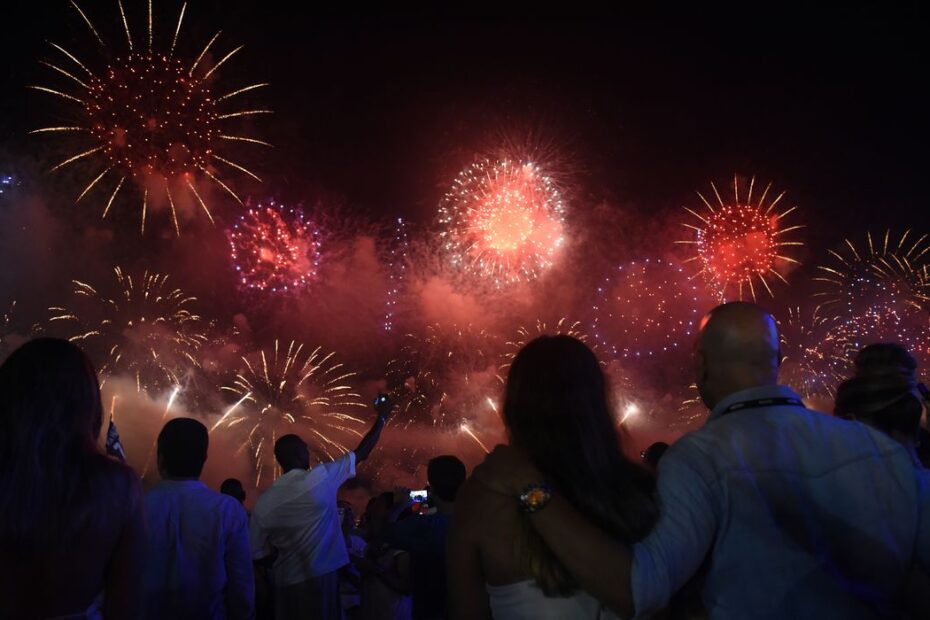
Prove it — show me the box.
[473,302,930,619]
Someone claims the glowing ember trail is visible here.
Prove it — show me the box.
[438,159,566,287]
[142,384,182,477]
[460,422,490,453]
[678,175,804,300]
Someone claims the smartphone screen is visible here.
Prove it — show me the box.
[409,489,428,503]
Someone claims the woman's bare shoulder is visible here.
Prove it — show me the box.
[454,474,519,533]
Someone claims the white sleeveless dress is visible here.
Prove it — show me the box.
[486,580,621,619]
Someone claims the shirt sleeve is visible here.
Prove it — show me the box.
[631,441,719,618]
[249,509,272,561]
[224,502,256,620]
[323,450,357,487]
[915,468,930,569]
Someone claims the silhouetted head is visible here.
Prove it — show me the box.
[0,338,108,551]
[274,433,310,472]
[641,441,669,472]
[0,337,103,454]
[220,478,246,504]
[695,302,781,409]
[835,343,923,449]
[503,335,656,595]
[157,418,208,480]
[427,455,466,503]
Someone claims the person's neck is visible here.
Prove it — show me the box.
[282,465,307,474]
[164,476,199,482]
[715,378,779,407]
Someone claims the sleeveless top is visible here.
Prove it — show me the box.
[486,580,621,619]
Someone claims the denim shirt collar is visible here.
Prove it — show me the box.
[708,384,804,422]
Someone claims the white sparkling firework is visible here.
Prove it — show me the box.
[437,159,566,287]
[49,267,205,394]
[217,340,367,488]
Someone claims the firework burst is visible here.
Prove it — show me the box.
[49,267,206,394]
[227,200,322,294]
[438,159,566,287]
[592,258,705,360]
[777,307,841,400]
[677,176,804,300]
[386,324,501,429]
[215,340,367,488]
[814,230,930,313]
[30,0,271,234]
[814,230,930,372]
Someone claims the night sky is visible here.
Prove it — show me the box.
[1,2,929,491]
[2,3,926,233]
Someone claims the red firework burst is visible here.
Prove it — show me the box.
[227,200,322,294]
[438,159,566,287]
[30,1,271,234]
[592,258,707,359]
[678,176,804,300]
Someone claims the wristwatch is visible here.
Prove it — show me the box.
[519,481,553,513]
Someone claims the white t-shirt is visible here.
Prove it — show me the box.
[250,452,357,585]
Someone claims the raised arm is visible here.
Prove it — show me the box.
[354,393,392,463]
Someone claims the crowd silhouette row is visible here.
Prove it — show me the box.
[1,302,928,619]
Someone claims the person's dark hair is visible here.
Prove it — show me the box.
[503,335,657,596]
[641,441,670,471]
[157,418,208,479]
[220,478,246,504]
[834,343,923,439]
[427,455,466,502]
[0,338,117,553]
[274,433,309,471]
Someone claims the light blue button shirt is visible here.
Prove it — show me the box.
[632,385,930,619]
[144,480,255,620]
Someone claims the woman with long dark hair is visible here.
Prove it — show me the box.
[0,339,145,619]
[448,335,656,618]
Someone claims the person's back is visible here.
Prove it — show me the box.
[455,479,614,618]
[0,339,145,619]
[631,303,930,619]
[144,418,253,620]
[145,481,253,618]
[449,336,656,619]
[251,450,355,586]
[251,404,390,620]
[390,455,466,619]
[647,394,922,617]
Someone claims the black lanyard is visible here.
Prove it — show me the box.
[721,396,805,415]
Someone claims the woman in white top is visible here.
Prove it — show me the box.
[448,336,657,619]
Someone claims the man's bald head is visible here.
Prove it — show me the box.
[274,434,310,472]
[695,302,781,409]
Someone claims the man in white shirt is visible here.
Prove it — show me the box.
[250,394,392,619]
[144,418,254,620]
